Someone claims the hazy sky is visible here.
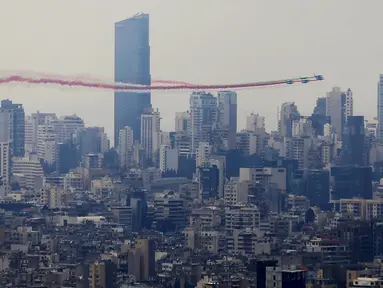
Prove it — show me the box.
[0,0,381,145]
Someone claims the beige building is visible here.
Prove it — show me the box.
[331,198,383,220]
[127,238,155,282]
[227,228,271,256]
[89,260,117,288]
[225,204,260,232]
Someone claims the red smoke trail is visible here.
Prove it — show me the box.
[0,73,324,91]
[152,79,194,85]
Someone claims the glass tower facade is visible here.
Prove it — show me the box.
[342,115,365,166]
[114,13,151,146]
[378,75,383,140]
[0,100,25,157]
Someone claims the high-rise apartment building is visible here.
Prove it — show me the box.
[159,144,178,172]
[236,130,258,156]
[25,112,56,153]
[217,91,237,149]
[51,115,84,144]
[12,152,44,190]
[75,127,109,160]
[196,142,212,168]
[118,126,134,169]
[33,114,84,164]
[292,117,313,137]
[246,112,266,134]
[189,91,218,154]
[326,87,353,140]
[342,116,365,166]
[0,100,25,157]
[141,109,160,163]
[36,117,57,164]
[114,13,151,145]
[0,142,10,187]
[280,102,300,138]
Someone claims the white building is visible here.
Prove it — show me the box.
[118,126,134,169]
[326,87,353,140]
[246,112,266,134]
[12,152,44,190]
[292,117,313,137]
[324,123,333,137]
[51,115,84,143]
[159,145,179,172]
[25,112,56,153]
[141,109,161,162]
[189,92,218,154]
[26,113,82,155]
[196,142,212,168]
[217,91,237,149]
[36,116,57,164]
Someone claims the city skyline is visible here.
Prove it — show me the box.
[0,0,381,144]
[0,2,382,285]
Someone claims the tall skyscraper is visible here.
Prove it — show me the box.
[378,75,383,139]
[217,91,237,149]
[118,126,134,169]
[141,109,160,163]
[189,91,218,154]
[114,13,151,146]
[36,116,56,164]
[325,87,353,140]
[0,100,25,157]
[341,115,365,166]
